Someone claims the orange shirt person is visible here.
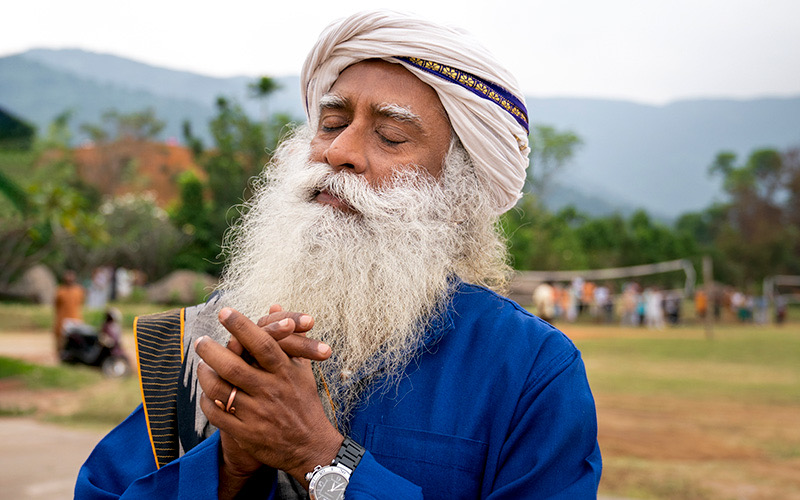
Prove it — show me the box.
[695,290,708,319]
[54,270,85,351]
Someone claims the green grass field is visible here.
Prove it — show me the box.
[0,301,168,332]
[576,325,800,405]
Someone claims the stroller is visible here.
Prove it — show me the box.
[59,309,131,378]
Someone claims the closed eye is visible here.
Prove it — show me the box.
[378,133,406,146]
[376,125,408,146]
[321,124,347,133]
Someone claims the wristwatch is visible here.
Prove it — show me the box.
[306,437,365,500]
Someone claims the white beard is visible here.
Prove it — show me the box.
[212,126,506,423]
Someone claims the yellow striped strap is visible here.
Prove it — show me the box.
[134,308,185,469]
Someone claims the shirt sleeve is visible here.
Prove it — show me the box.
[489,346,602,499]
[74,404,278,499]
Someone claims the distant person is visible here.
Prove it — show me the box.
[100,307,128,362]
[620,283,638,326]
[694,289,708,320]
[532,281,556,323]
[53,270,85,353]
[593,283,613,323]
[636,287,646,326]
[753,295,768,325]
[114,267,134,300]
[581,280,595,317]
[568,277,583,322]
[713,289,723,321]
[665,291,682,325]
[731,291,746,322]
[644,287,665,330]
[86,266,113,310]
[775,295,788,324]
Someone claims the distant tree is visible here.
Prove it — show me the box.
[86,193,186,281]
[204,97,267,222]
[170,170,216,273]
[705,147,800,286]
[82,108,165,142]
[0,107,36,150]
[248,76,281,99]
[503,195,698,276]
[784,147,800,233]
[182,120,204,158]
[42,110,75,149]
[0,169,28,214]
[526,125,582,200]
[0,113,106,286]
[248,76,282,122]
[502,195,589,271]
[77,108,168,198]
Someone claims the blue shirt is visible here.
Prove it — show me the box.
[76,282,602,498]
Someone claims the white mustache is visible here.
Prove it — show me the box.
[299,162,439,218]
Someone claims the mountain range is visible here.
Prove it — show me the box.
[2,48,800,219]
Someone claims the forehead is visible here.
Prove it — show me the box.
[325,60,450,127]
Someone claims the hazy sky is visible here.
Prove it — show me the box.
[4,0,800,104]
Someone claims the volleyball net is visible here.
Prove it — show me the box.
[508,258,696,306]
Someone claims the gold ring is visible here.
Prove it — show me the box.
[226,386,238,415]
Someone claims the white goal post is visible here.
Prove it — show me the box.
[763,275,800,304]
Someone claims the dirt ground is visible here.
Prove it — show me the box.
[562,325,800,500]
[0,417,105,500]
[2,327,799,499]
[0,330,135,499]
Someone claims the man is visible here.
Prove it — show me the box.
[76,10,601,499]
[53,269,84,353]
[532,281,556,323]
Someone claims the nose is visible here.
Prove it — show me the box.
[322,124,368,175]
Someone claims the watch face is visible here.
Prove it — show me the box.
[309,467,350,500]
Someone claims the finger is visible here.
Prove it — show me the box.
[196,336,260,390]
[255,316,330,360]
[256,304,284,327]
[277,334,331,360]
[196,357,237,407]
[256,310,315,333]
[232,316,328,364]
[242,318,330,361]
[227,336,259,366]
[199,387,243,427]
[227,336,245,356]
[196,361,251,422]
[219,308,288,371]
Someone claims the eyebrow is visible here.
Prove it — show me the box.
[319,93,347,110]
[318,93,423,129]
[373,103,422,126]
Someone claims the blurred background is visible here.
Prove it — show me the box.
[1,1,799,499]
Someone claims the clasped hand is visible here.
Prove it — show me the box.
[195,305,344,490]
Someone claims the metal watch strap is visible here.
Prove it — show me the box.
[333,437,365,472]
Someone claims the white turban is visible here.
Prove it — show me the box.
[301,9,530,214]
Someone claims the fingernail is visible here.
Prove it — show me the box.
[195,336,207,348]
[279,318,290,327]
[219,307,232,321]
[299,315,313,328]
[318,342,331,355]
